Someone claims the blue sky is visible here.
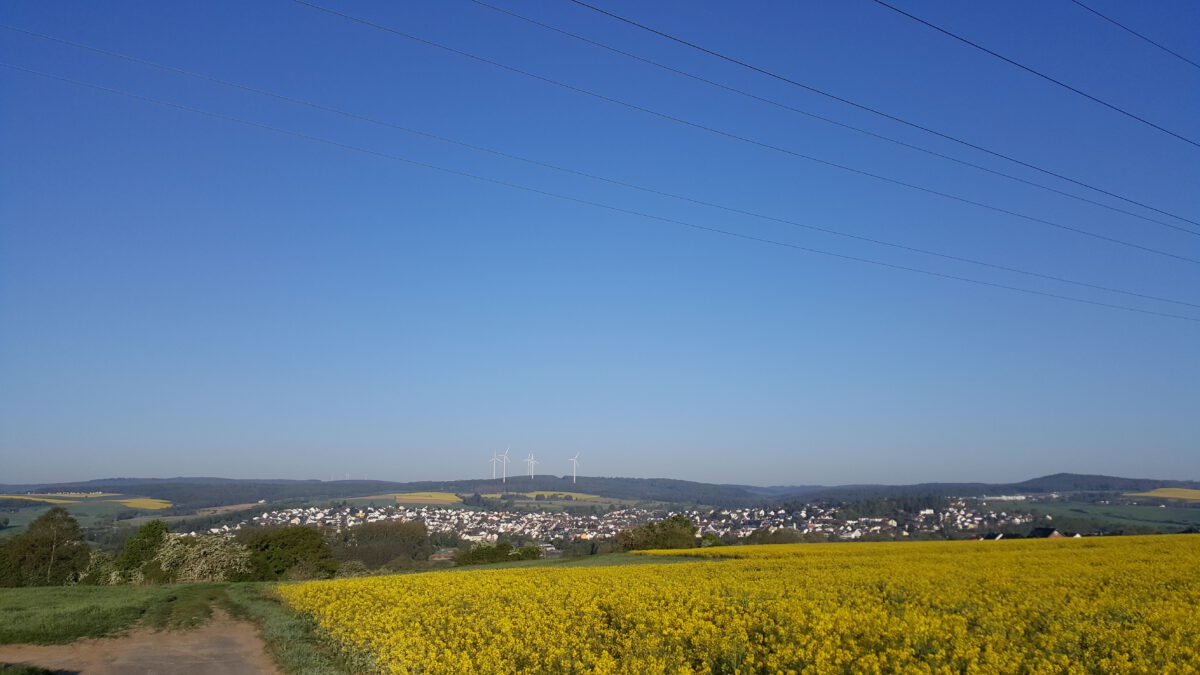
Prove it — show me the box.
[2,1,1197,486]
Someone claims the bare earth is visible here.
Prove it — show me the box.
[0,610,279,675]
[195,503,263,516]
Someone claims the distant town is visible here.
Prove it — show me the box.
[189,498,1041,546]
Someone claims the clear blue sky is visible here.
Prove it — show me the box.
[2,1,1197,486]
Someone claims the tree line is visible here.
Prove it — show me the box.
[0,507,470,587]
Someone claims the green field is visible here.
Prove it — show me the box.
[0,584,229,645]
[1,499,170,535]
[989,500,1200,531]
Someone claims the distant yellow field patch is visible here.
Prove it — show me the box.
[387,492,461,504]
[1127,488,1200,501]
[525,490,601,500]
[480,491,601,501]
[0,494,80,504]
[108,498,172,510]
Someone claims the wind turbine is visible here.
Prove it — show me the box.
[500,447,510,484]
[524,452,538,478]
[489,451,501,480]
[569,452,581,485]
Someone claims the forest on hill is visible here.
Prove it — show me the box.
[3,473,1197,513]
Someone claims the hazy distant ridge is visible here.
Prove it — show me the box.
[2,472,1196,511]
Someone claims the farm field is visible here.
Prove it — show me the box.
[0,496,175,534]
[480,491,603,501]
[994,500,1200,531]
[348,492,463,506]
[0,493,122,504]
[1128,488,1200,501]
[280,535,1200,674]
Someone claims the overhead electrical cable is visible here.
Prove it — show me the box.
[2,28,1195,309]
[564,0,1200,228]
[4,62,1197,324]
[459,1,1192,236]
[871,0,1200,149]
[1067,0,1200,72]
[282,2,1198,264]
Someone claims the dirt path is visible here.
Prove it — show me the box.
[0,610,279,675]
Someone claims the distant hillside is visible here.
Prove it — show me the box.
[3,472,1196,513]
[0,475,763,511]
[770,473,1200,501]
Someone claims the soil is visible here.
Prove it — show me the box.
[195,503,263,516]
[0,610,279,675]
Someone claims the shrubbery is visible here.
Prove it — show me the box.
[617,514,697,551]
[455,542,542,566]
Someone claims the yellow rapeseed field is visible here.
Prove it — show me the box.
[1127,487,1200,501]
[387,492,463,504]
[279,535,1200,674]
[107,498,172,510]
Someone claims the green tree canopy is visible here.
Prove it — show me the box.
[4,507,90,586]
[617,515,697,551]
[328,521,432,568]
[115,520,169,572]
[237,526,337,581]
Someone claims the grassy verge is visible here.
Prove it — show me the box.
[0,666,60,675]
[225,584,360,674]
[0,584,224,644]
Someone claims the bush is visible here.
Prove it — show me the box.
[513,545,542,560]
[238,526,337,581]
[152,535,251,583]
[617,515,697,551]
[335,559,370,578]
[328,521,432,568]
[114,520,168,572]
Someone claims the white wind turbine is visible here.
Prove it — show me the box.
[489,450,501,480]
[524,452,539,478]
[500,447,511,484]
[569,452,581,484]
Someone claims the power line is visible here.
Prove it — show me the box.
[4,62,1197,324]
[564,0,1200,228]
[2,27,1195,309]
[283,1,1199,264]
[460,1,1195,236]
[1067,0,1200,72]
[871,0,1200,149]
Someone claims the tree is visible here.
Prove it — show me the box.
[456,542,516,566]
[744,528,805,545]
[78,550,117,586]
[238,526,337,581]
[115,520,169,573]
[154,535,251,583]
[513,545,542,560]
[617,515,697,551]
[6,508,91,586]
[328,521,432,568]
[0,538,22,587]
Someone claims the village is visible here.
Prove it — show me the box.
[189,499,1037,545]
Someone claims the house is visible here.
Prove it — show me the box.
[1028,527,1063,538]
[429,549,457,564]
